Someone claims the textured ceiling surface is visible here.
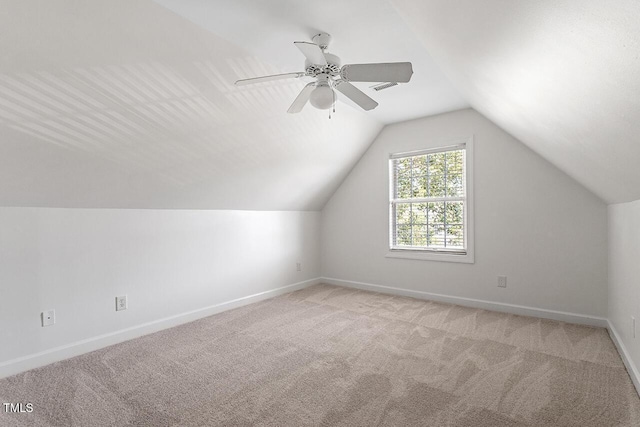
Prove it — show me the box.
[154,0,469,125]
[0,0,466,210]
[392,0,640,204]
[3,0,637,210]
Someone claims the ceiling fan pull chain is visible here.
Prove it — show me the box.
[329,88,336,119]
[333,89,336,113]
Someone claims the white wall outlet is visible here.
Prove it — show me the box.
[41,310,55,327]
[296,262,302,272]
[498,276,507,288]
[116,295,128,311]
[633,316,636,338]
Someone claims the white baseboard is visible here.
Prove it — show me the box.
[321,277,608,328]
[0,278,320,379]
[607,321,640,397]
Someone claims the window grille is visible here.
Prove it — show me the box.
[389,144,467,254]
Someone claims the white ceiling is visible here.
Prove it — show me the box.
[154,0,469,125]
[391,0,640,204]
[3,1,637,210]
[0,0,467,210]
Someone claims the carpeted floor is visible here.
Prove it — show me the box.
[1,284,639,426]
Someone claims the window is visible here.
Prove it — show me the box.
[387,138,474,263]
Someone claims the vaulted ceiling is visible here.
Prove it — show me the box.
[1,0,638,210]
[391,0,640,204]
[0,0,465,210]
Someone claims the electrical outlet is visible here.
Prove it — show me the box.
[41,310,55,327]
[498,276,507,288]
[633,316,636,338]
[296,262,302,272]
[116,295,128,311]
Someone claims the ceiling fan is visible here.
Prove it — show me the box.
[234,33,413,114]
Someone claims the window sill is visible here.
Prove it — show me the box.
[386,249,474,264]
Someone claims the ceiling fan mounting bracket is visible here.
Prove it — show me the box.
[312,32,332,50]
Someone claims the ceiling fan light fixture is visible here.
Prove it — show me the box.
[309,84,334,110]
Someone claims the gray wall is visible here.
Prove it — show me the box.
[321,109,607,316]
[608,199,640,379]
[0,208,320,369]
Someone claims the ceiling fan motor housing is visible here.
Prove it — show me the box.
[305,53,341,77]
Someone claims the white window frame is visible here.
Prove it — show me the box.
[386,136,474,264]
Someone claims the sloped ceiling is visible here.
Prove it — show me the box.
[391,0,640,204]
[6,1,632,209]
[0,0,467,210]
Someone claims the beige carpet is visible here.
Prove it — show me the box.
[1,284,639,426]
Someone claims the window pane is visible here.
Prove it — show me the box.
[429,152,446,171]
[428,174,444,197]
[446,150,464,174]
[428,202,445,224]
[396,203,411,225]
[396,158,411,174]
[412,175,427,198]
[396,174,411,198]
[396,224,411,246]
[429,224,445,247]
[412,223,427,246]
[412,203,427,224]
[412,155,427,176]
[445,173,463,197]
[394,158,411,199]
[445,201,464,225]
[446,225,464,248]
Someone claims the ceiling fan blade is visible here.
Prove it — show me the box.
[334,81,378,111]
[287,83,316,113]
[340,62,413,83]
[294,41,327,66]
[235,72,305,86]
